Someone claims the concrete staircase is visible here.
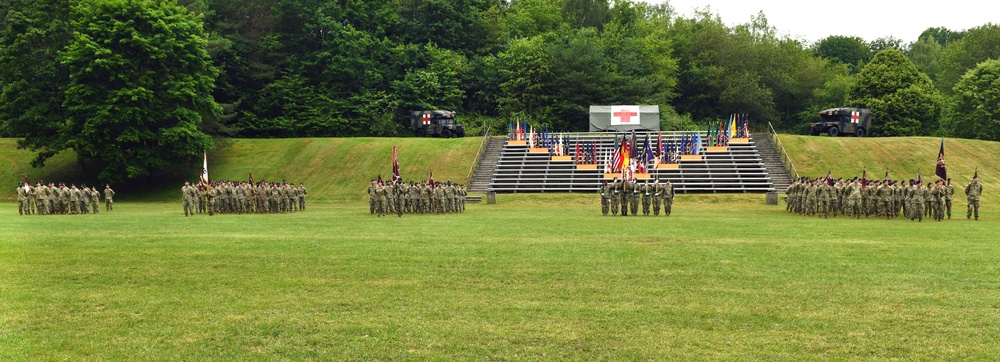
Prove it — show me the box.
[468,137,505,193]
[751,134,793,191]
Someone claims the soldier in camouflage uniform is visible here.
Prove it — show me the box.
[965,175,982,220]
[599,181,610,215]
[652,179,664,216]
[943,179,954,219]
[17,182,28,215]
[663,180,674,216]
[629,180,640,216]
[182,182,196,216]
[610,179,621,216]
[641,180,652,216]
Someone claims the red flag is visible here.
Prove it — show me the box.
[429,171,434,188]
[377,174,383,186]
[24,175,29,186]
[861,169,867,189]
[575,141,581,164]
[935,138,947,180]
[249,172,254,185]
[392,146,401,183]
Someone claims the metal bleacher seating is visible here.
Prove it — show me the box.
[490,132,775,193]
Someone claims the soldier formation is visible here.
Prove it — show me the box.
[181,181,307,216]
[599,178,675,216]
[17,182,115,215]
[785,175,983,221]
[368,179,466,217]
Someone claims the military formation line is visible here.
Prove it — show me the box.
[598,179,676,216]
[181,181,307,216]
[16,182,115,215]
[368,179,467,217]
[786,175,983,221]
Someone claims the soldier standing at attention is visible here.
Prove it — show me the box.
[652,179,663,216]
[80,185,90,214]
[599,181,610,216]
[943,178,954,219]
[89,186,99,213]
[298,182,307,211]
[641,179,652,216]
[182,181,194,216]
[104,185,115,211]
[69,184,80,214]
[35,182,47,215]
[619,179,629,217]
[663,180,675,216]
[628,179,642,216]
[610,179,621,216]
[965,174,982,220]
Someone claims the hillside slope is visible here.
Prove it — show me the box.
[1,137,483,202]
[779,135,995,202]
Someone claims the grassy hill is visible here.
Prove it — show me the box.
[1,137,483,202]
[779,135,995,202]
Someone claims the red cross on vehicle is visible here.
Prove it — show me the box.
[422,113,431,125]
[613,109,638,123]
[851,111,860,124]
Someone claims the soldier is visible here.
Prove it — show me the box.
[965,174,982,221]
[297,182,307,211]
[610,179,621,216]
[652,179,663,216]
[599,181,610,216]
[90,186,100,213]
[80,185,91,214]
[817,181,830,218]
[459,184,467,212]
[663,180,675,216]
[376,181,388,217]
[619,179,629,217]
[933,180,946,221]
[34,182,47,215]
[69,184,80,214]
[943,178,954,219]
[182,181,195,216]
[59,183,70,214]
[846,179,861,218]
[434,182,445,213]
[641,180,652,216]
[911,180,926,222]
[17,182,28,215]
[421,182,432,214]
[629,180,640,216]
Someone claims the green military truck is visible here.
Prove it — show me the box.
[410,110,466,138]
[810,107,872,137]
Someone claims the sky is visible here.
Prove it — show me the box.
[642,0,999,44]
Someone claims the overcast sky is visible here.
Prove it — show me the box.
[643,0,998,44]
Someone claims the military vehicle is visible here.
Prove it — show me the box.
[410,110,465,138]
[810,107,872,137]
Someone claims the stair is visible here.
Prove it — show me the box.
[465,195,482,204]
[751,134,793,192]
[468,137,505,193]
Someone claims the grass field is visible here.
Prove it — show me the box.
[3,195,998,360]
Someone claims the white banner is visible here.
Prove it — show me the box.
[610,105,641,126]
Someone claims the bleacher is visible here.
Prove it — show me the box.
[490,132,775,193]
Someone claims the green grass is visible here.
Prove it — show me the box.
[780,135,996,203]
[3,195,998,360]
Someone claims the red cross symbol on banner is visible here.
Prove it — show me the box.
[851,111,860,124]
[422,113,431,125]
[613,109,638,123]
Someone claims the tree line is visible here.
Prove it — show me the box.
[1,0,999,182]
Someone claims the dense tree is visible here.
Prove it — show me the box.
[907,36,943,81]
[937,23,1000,94]
[59,0,218,182]
[848,49,942,136]
[814,35,870,72]
[948,59,1000,141]
[0,0,73,157]
[919,26,965,47]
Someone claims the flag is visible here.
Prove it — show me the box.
[629,130,637,159]
[915,172,921,185]
[935,138,947,180]
[861,169,868,189]
[392,146,401,183]
[429,171,434,188]
[826,170,834,186]
[574,141,581,164]
[604,139,615,173]
[201,151,210,185]
[610,136,623,172]
[973,169,978,180]
[590,141,597,164]
[249,172,254,185]
[744,115,751,137]
[643,134,654,173]
[726,114,736,138]
[377,174,383,186]
[620,137,630,173]
[691,132,701,155]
